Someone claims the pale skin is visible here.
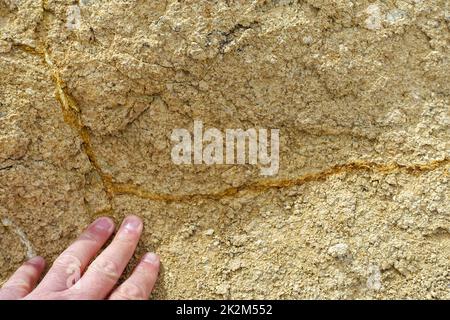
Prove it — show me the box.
[0,215,160,300]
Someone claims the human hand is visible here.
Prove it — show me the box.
[0,215,160,300]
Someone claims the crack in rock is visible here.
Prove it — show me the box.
[109,158,449,204]
[1,217,36,259]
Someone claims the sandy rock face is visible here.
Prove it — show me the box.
[0,0,449,299]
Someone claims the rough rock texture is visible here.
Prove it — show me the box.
[0,0,449,299]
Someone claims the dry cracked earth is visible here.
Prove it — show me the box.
[0,0,449,299]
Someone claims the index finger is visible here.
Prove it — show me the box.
[71,215,143,299]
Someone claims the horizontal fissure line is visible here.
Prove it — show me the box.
[109,158,449,203]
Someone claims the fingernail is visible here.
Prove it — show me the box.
[143,252,159,264]
[123,216,142,232]
[27,256,45,268]
[93,217,113,232]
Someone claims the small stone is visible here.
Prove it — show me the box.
[0,40,12,53]
[228,258,243,271]
[204,228,214,236]
[215,282,230,295]
[230,234,248,246]
[302,36,313,45]
[66,5,81,31]
[367,265,382,291]
[386,9,406,24]
[328,243,349,258]
[365,4,382,30]
[198,80,209,91]
[79,0,92,6]
[445,11,450,21]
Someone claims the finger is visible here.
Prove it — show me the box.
[0,256,46,300]
[109,253,160,300]
[73,215,143,299]
[35,217,115,292]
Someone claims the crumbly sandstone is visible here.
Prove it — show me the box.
[0,0,449,299]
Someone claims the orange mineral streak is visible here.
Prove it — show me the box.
[111,158,449,203]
